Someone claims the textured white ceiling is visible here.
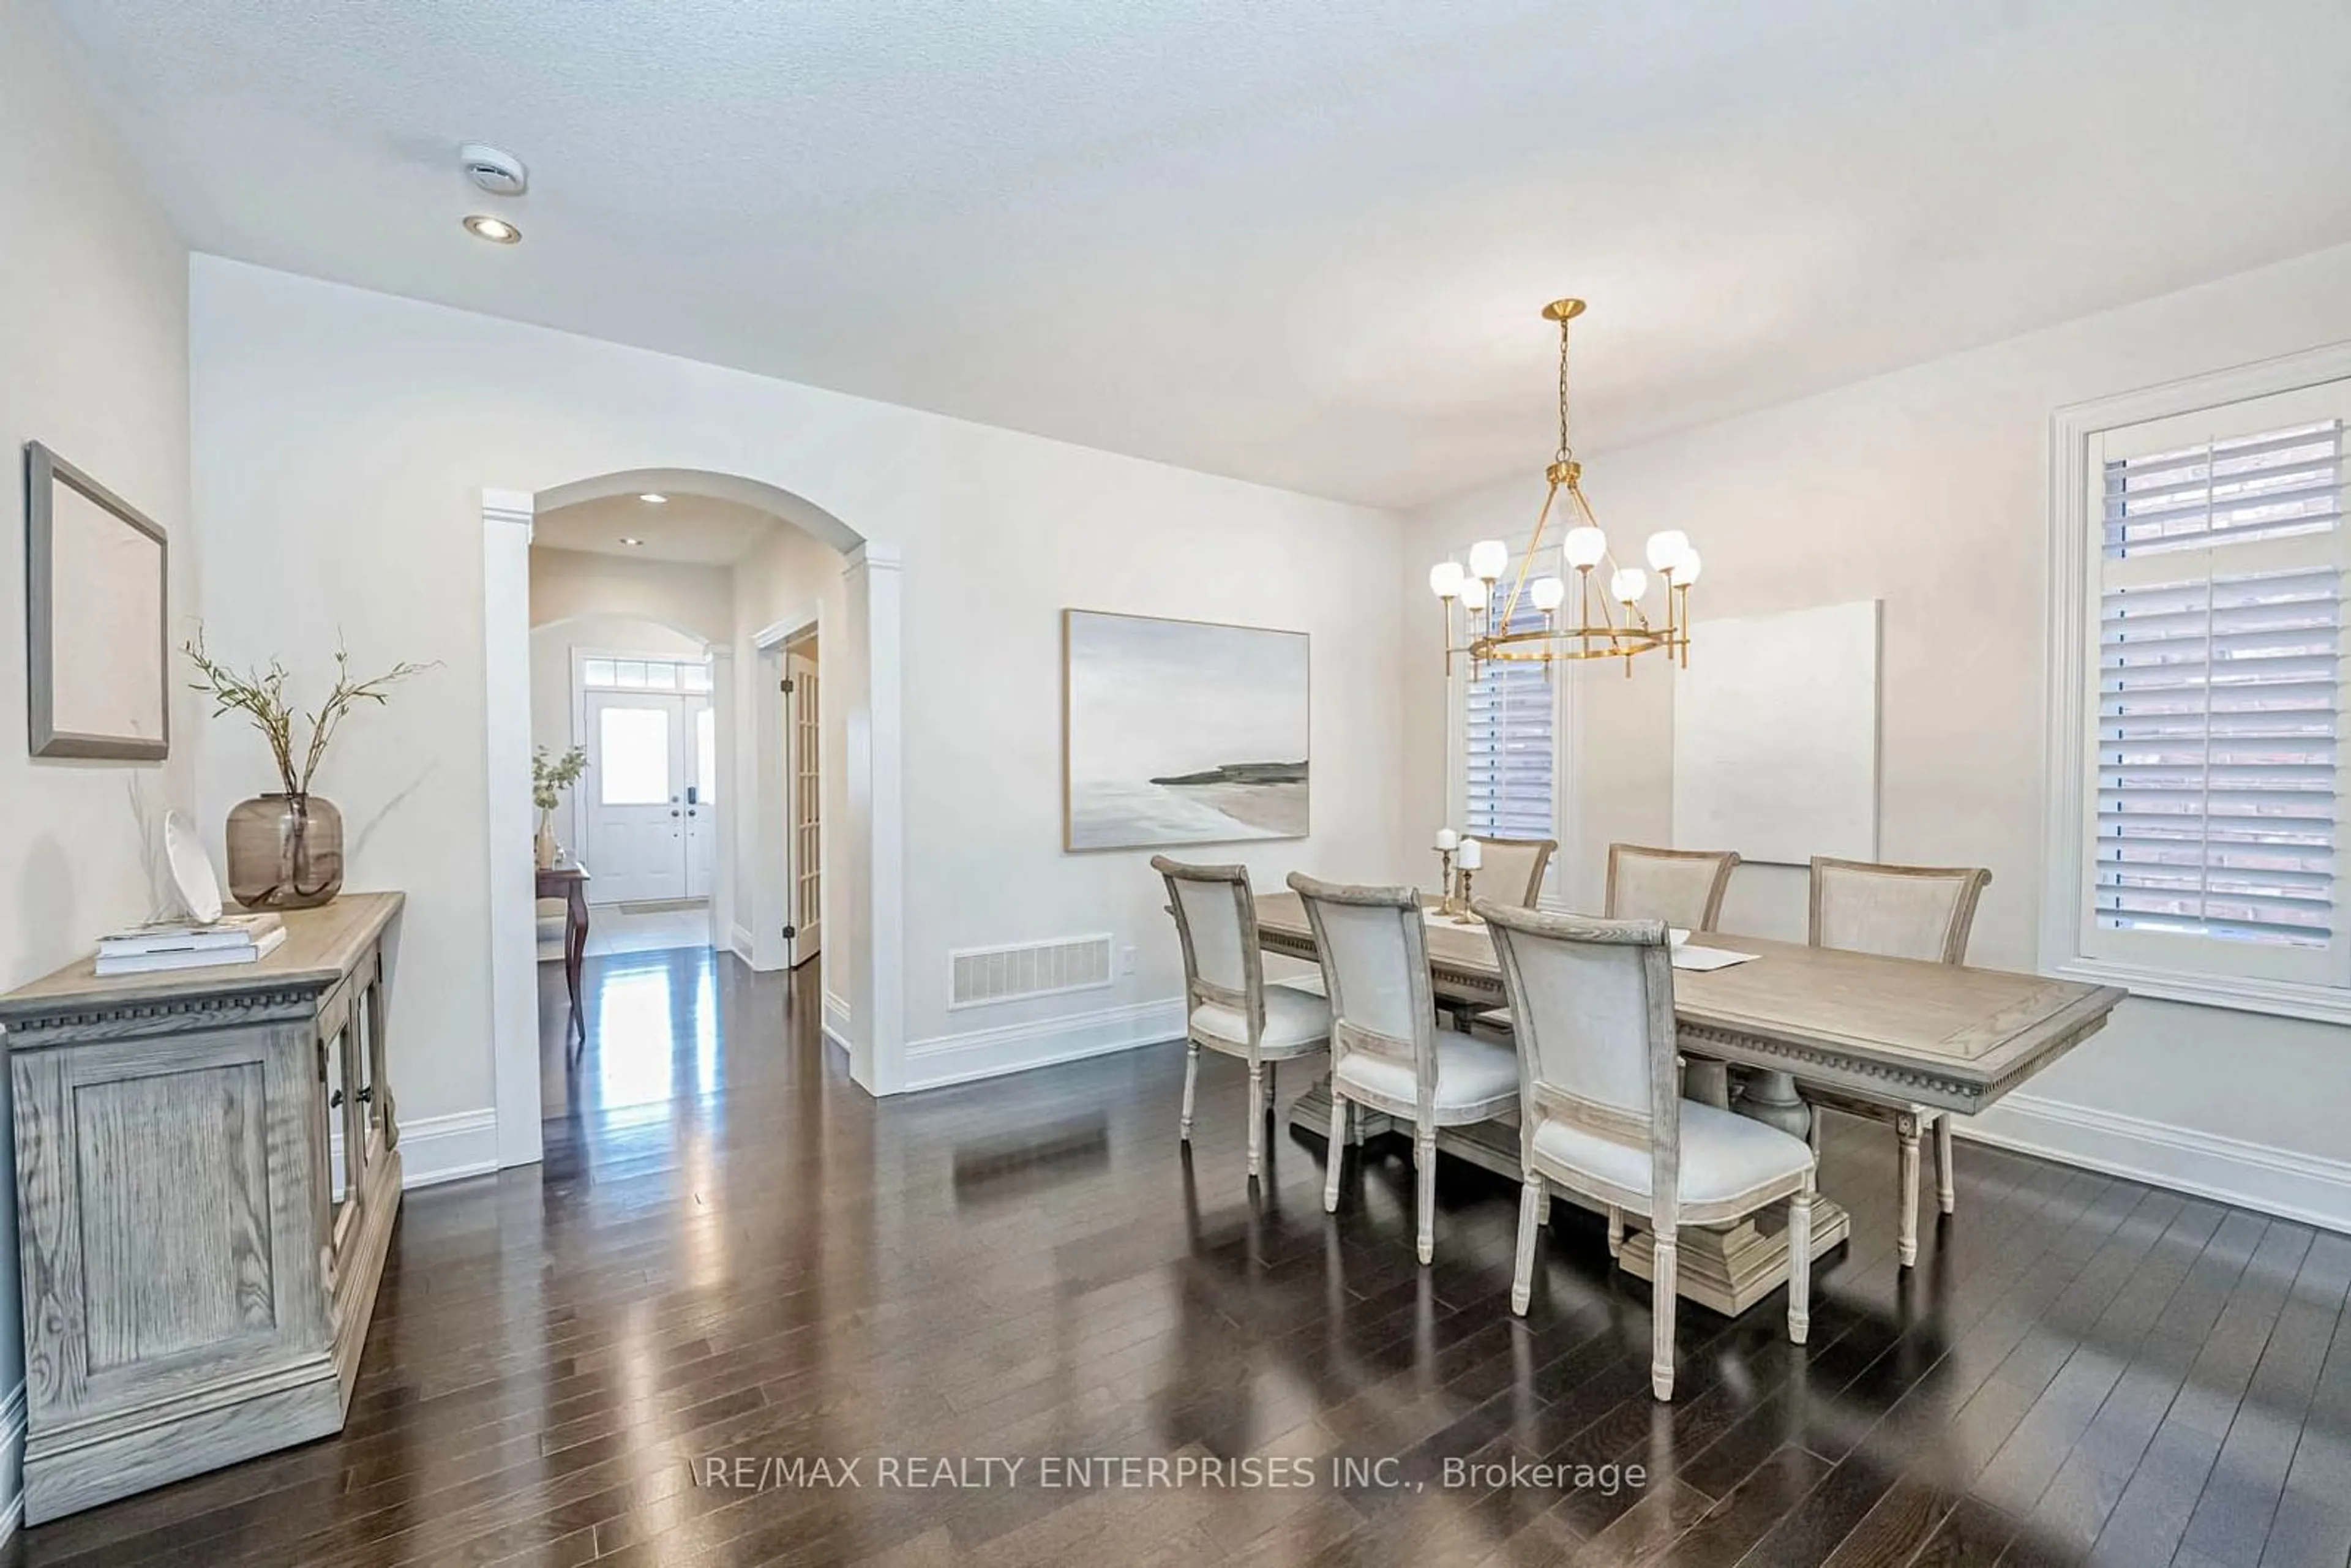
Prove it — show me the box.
[44,0,2351,507]
[534,492,774,565]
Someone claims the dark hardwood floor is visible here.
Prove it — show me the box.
[13,945,2350,1567]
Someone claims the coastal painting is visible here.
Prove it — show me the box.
[1063,610,1309,852]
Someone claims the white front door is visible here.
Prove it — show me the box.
[586,691,689,903]
[786,650,823,966]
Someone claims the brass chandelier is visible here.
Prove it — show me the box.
[1430,299,1700,676]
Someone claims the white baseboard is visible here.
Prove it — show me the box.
[822,988,853,1052]
[0,1379,23,1548]
[333,1108,501,1191]
[902,997,1184,1093]
[730,925,755,964]
[1959,1092,2351,1234]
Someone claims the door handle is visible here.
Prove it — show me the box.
[671,809,681,817]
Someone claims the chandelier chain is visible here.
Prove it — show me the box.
[1554,315,1574,466]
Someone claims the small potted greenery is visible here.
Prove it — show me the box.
[533,745,590,869]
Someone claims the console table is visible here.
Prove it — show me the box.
[0,892,404,1522]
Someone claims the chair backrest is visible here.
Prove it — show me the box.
[1287,872,1436,1110]
[1605,842,1741,932]
[1477,900,1682,1225]
[1468,836,1557,909]
[1809,857,1992,965]
[1153,857,1264,1033]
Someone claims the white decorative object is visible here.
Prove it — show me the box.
[163,809,223,924]
[1672,601,1881,866]
[1063,610,1308,852]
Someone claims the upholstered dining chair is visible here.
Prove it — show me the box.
[1478,899,1815,1401]
[1605,842,1741,932]
[1289,872,1520,1265]
[1153,857,1332,1184]
[1465,836,1557,909]
[1804,855,1993,1268]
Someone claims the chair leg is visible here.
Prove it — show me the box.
[1935,1112,1957,1215]
[1897,1116,1922,1267]
[1606,1206,1625,1259]
[1179,1042,1199,1142]
[1807,1107,1822,1158]
[1324,1092,1346,1212]
[1787,1182,1813,1345]
[1265,1060,1278,1113]
[1414,1123,1437,1266]
[1511,1176,1543,1315]
[1245,1061,1264,1181]
[1536,1189,1552,1226]
[1650,1230,1679,1400]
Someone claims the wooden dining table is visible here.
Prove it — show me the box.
[1251,890,2126,1316]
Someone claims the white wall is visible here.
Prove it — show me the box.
[1402,240,2351,1228]
[191,257,1406,1133]
[528,546,733,646]
[0,0,192,1517]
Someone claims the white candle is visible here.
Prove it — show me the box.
[1457,838,1482,871]
[1433,828,1458,851]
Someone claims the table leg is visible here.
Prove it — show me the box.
[566,888,588,1045]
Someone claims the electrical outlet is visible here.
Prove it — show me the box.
[1119,944,1138,976]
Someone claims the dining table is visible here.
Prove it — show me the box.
[1251,890,2127,1316]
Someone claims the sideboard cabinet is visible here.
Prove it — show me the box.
[0,892,405,1522]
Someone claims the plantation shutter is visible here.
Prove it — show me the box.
[2086,391,2349,986]
[1463,588,1556,843]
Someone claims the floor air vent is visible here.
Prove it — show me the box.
[949,934,1114,1009]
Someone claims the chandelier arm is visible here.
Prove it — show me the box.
[1498,481,1561,632]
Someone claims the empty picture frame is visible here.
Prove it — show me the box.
[26,442,169,759]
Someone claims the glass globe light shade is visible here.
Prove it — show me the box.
[1529,575,1567,613]
[1645,530,1690,572]
[1563,525,1608,569]
[1674,547,1703,585]
[1428,560,1465,599]
[1460,578,1490,611]
[1468,539,1510,580]
[1610,566,1649,603]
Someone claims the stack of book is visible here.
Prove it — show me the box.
[96,913,287,977]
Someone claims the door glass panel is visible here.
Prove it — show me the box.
[696,707,717,803]
[644,661,677,691]
[599,707,672,805]
[615,660,649,689]
[582,657,617,687]
[681,662,712,693]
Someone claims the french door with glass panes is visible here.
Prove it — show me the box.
[580,655,717,905]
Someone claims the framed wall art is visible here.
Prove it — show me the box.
[26,442,169,760]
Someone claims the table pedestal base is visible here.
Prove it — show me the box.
[1286,1080,1847,1318]
[1614,1200,1848,1317]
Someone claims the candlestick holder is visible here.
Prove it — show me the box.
[1436,847,1457,915]
[1457,866,1480,923]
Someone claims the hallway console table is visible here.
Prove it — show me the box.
[1256,891,2123,1318]
[0,893,405,1522]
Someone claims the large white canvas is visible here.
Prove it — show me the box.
[49,481,166,742]
[1064,610,1309,852]
[1673,600,1879,866]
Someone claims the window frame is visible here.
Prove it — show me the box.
[1442,535,1578,909]
[2044,343,2351,1025]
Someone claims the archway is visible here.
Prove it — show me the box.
[482,470,905,1171]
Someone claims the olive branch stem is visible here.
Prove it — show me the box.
[183,628,433,797]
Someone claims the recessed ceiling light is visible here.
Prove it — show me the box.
[462,214,521,245]
[618,536,645,547]
[637,492,668,505]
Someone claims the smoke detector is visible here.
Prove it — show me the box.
[459,143,528,198]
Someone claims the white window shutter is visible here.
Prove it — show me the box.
[1462,590,1556,842]
[2085,405,2347,986]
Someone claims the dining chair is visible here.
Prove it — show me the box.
[1153,857,1332,1183]
[1465,836,1557,909]
[1289,872,1520,1264]
[1605,842,1741,932]
[1804,855,1993,1267]
[1478,898,1815,1400]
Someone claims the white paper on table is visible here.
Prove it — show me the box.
[1672,944,1759,972]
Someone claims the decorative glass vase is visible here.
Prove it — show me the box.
[535,809,559,869]
[225,793,345,910]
